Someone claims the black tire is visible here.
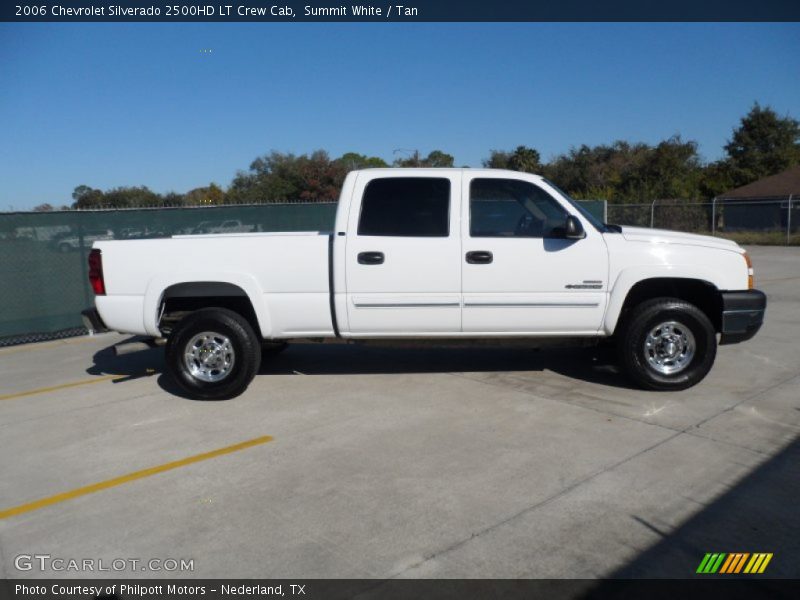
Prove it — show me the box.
[165,307,261,400]
[616,297,716,391]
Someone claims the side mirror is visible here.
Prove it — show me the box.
[564,215,586,239]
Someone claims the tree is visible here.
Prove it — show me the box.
[71,184,162,209]
[184,183,225,206]
[394,150,455,168]
[508,146,542,173]
[101,186,161,208]
[227,150,347,203]
[546,141,644,200]
[424,150,455,168]
[33,203,54,212]
[71,185,104,209]
[698,160,737,199]
[162,191,185,206]
[294,150,348,201]
[724,103,800,185]
[336,152,388,171]
[483,150,511,169]
[483,146,542,173]
[545,137,702,202]
[635,136,703,200]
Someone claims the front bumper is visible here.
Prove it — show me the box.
[719,290,766,345]
[81,307,108,335]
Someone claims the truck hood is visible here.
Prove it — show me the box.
[619,226,742,252]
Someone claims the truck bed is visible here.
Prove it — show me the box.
[94,231,334,338]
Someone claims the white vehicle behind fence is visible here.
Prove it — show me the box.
[53,229,114,252]
[192,219,252,234]
[83,169,766,399]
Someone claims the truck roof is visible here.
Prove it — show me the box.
[351,167,545,180]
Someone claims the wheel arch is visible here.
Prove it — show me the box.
[605,273,722,335]
[143,274,270,338]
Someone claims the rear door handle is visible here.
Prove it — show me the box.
[466,251,493,264]
[358,251,385,265]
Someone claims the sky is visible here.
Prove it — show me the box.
[0,22,798,209]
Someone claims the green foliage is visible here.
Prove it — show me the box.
[336,152,388,170]
[424,150,455,168]
[698,160,737,199]
[483,150,511,169]
[724,103,800,185]
[639,137,703,200]
[715,231,800,246]
[482,105,798,203]
[483,146,542,173]
[71,185,104,208]
[102,186,161,208]
[184,183,226,206]
[394,150,455,168]
[71,185,160,209]
[228,150,348,203]
[162,191,185,206]
[508,146,542,173]
[61,104,799,211]
[539,137,702,202]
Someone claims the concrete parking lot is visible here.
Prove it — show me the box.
[1,246,798,580]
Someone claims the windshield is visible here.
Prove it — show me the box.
[542,179,610,233]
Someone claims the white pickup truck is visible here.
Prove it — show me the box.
[83,169,766,400]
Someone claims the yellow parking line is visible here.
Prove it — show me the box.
[0,435,274,520]
[0,375,120,401]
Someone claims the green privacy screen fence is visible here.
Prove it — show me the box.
[0,203,338,345]
[0,200,605,346]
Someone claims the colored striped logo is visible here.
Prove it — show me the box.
[696,553,773,574]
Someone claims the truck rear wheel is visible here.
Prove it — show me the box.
[165,307,261,400]
[617,298,716,391]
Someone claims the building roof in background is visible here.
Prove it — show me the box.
[721,165,800,199]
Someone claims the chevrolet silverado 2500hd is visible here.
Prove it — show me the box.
[83,169,766,399]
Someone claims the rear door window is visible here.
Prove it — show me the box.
[358,178,450,237]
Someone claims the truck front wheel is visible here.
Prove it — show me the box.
[165,307,261,400]
[617,298,716,391]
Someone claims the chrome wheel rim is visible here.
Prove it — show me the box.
[644,320,695,375]
[183,331,235,383]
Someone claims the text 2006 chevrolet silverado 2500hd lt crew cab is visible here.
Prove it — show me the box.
[83,169,766,400]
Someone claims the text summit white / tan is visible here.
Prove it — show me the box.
[83,169,766,400]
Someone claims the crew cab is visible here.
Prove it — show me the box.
[83,169,766,399]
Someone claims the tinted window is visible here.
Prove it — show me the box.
[358,178,450,237]
[470,178,567,238]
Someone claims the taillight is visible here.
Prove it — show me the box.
[88,249,105,295]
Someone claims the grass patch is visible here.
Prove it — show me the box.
[713,231,799,246]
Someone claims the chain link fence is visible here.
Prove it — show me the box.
[607,197,798,244]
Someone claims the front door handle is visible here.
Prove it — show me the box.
[358,251,385,265]
[466,251,493,264]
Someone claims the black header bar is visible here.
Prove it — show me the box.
[3,1,800,22]
[4,579,800,600]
